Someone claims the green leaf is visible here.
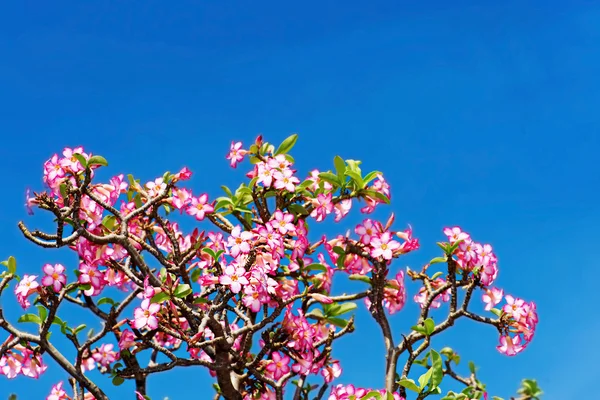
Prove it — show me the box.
[173,284,192,299]
[202,247,217,259]
[349,274,371,284]
[59,183,68,199]
[418,366,434,390]
[8,256,16,274]
[74,324,87,334]
[398,378,421,393]
[333,156,346,182]
[430,350,444,389]
[489,308,503,317]
[336,253,346,269]
[297,179,314,190]
[52,316,64,327]
[274,133,298,155]
[436,242,449,253]
[332,246,345,256]
[345,169,364,189]
[288,204,309,216]
[345,159,362,173]
[305,308,325,320]
[112,376,125,386]
[424,318,435,335]
[102,215,118,230]
[429,256,447,266]
[447,240,463,255]
[411,325,427,335]
[332,302,357,316]
[222,185,235,197]
[318,172,341,186]
[73,153,88,168]
[214,197,234,211]
[468,361,477,374]
[363,171,382,185]
[18,313,42,325]
[151,291,170,304]
[193,297,209,305]
[87,155,108,167]
[190,268,202,283]
[362,391,383,400]
[36,305,48,322]
[98,297,116,307]
[326,317,348,328]
[363,189,390,204]
[79,283,92,291]
[305,263,327,273]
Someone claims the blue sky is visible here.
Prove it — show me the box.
[1,1,599,398]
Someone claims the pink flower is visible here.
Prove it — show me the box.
[14,275,40,308]
[265,352,290,380]
[186,193,214,221]
[133,299,161,330]
[47,381,68,400]
[257,162,274,187]
[242,285,263,312]
[175,166,193,180]
[227,226,253,257]
[92,343,119,367]
[443,226,470,243]
[268,154,291,170]
[355,219,378,245]
[310,193,334,222]
[21,350,47,378]
[0,354,22,379]
[43,154,66,184]
[334,199,352,222]
[370,232,400,260]
[41,263,67,293]
[270,210,295,235]
[226,141,247,168]
[78,263,104,296]
[309,169,333,191]
[482,287,503,311]
[118,329,137,351]
[503,295,527,320]
[170,188,192,210]
[59,147,88,173]
[322,360,342,383]
[496,335,524,356]
[220,265,249,294]
[273,169,300,192]
[146,178,166,197]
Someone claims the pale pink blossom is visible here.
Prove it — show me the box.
[273,169,300,192]
[220,265,249,294]
[133,299,160,330]
[47,381,68,400]
[41,263,67,293]
[186,193,214,221]
[370,232,400,260]
[482,287,504,311]
[226,141,247,168]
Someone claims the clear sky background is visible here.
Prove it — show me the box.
[1,1,599,399]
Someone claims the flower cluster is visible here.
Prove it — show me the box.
[0,344,47,379]
[0,135,538,400]
[329,385,405,400]
[443,226,498,285]
[495,295,539,356]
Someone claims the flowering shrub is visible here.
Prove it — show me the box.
[0,134,541,400]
